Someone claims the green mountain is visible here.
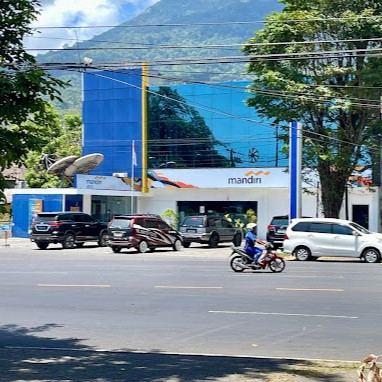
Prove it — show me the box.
[37,0,283,113]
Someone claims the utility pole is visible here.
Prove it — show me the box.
[289,121,302,220]
[379,95,382,232]
[141,62,149,193]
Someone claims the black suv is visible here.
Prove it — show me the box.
[29,212,108,250]
[266,215,289,248]
[107,214,183,253]
[179,215,242,248]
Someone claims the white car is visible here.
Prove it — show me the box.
[283,218,382,263]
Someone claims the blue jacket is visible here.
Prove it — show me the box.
[244,231,257,250]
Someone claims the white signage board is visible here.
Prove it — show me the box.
[149,168,290,188]
[76,174,132,190]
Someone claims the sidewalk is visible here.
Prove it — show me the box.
[0,236,33,248]
[0,347,359,381]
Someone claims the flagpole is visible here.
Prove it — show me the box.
[131,140,135,213]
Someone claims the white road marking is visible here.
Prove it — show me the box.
[155,286,223,289]
[209,310,358,319]
[0,272,68,274]
[37,284,111,288]
[276,288,344,292]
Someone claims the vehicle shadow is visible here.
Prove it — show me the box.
[0,324,357,381]
[285,256,365,263]
[31,244,105,250]
[315,258,364,263]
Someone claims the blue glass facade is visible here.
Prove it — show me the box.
[150,81,287,168]
[82,68,143,177]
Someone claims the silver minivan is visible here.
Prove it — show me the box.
[283,218,382,263]
[179,215,242,248]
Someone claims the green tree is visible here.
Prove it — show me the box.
[0,0,67,189]
[148,87,230,168]
[24,113,82,188]
[161,208,179,229]
[243,0,382,217]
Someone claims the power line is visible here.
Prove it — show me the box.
[30,14,382,31]
[25,35,382,51]
[79,67,380,156]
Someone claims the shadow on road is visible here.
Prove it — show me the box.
[0,324,357,381]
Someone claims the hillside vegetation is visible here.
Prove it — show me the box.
[36,0,282,113]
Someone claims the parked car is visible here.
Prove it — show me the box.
[29,211,108,250]
[179,215,242,248]
[107,214,183,253]
[283,217,382,263]
[266,215,289,248]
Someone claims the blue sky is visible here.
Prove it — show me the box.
[25,0,160,53]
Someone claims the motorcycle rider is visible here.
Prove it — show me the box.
[244,222,267,264]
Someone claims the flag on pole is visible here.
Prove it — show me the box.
[132,140,137,166]
[131,140,137,213]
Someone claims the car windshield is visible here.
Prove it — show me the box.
[182,217,204,227]
[349,222,371,234]
[110,218,132,229]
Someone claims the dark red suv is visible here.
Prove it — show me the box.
[107,214,183,253]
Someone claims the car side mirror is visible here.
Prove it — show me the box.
[352,231,361,236]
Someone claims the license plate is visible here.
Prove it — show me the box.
[113,232,123,238]
[187,229,197,233]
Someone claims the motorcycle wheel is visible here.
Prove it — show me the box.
[268,258,286,273]
[230,255,248,272]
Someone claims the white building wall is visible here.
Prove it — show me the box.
[340,187,378,229]
[140,186,325,239]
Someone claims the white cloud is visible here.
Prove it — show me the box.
[25,0,159,53]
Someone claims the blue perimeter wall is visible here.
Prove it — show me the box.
[12,194,63,238]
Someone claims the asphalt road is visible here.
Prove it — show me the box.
[1,239,381,371]
[0,240,382,360]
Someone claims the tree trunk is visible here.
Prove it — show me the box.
[318,162,348,218]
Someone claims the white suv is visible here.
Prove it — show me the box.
[283,218,382,263]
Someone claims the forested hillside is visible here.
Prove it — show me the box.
[37,0,282,113]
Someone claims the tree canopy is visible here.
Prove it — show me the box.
[24,113,82,188]
[243,0,382,217]
[0,0,67,189]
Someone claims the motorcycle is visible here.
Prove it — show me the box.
[229,242,286,273]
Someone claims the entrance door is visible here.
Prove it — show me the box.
[352,205,369,229]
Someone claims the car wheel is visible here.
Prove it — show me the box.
[232,232,242,246]
[62,233,75,249]
[98,231,108,247]
[362,248,381,263]
[111,246,121,253]
[173,239,182,251]
[36,242,49,250]
[293,246,311,261]
[137,240,149,253]
[183,242,191,248]
[208,234,219,248]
